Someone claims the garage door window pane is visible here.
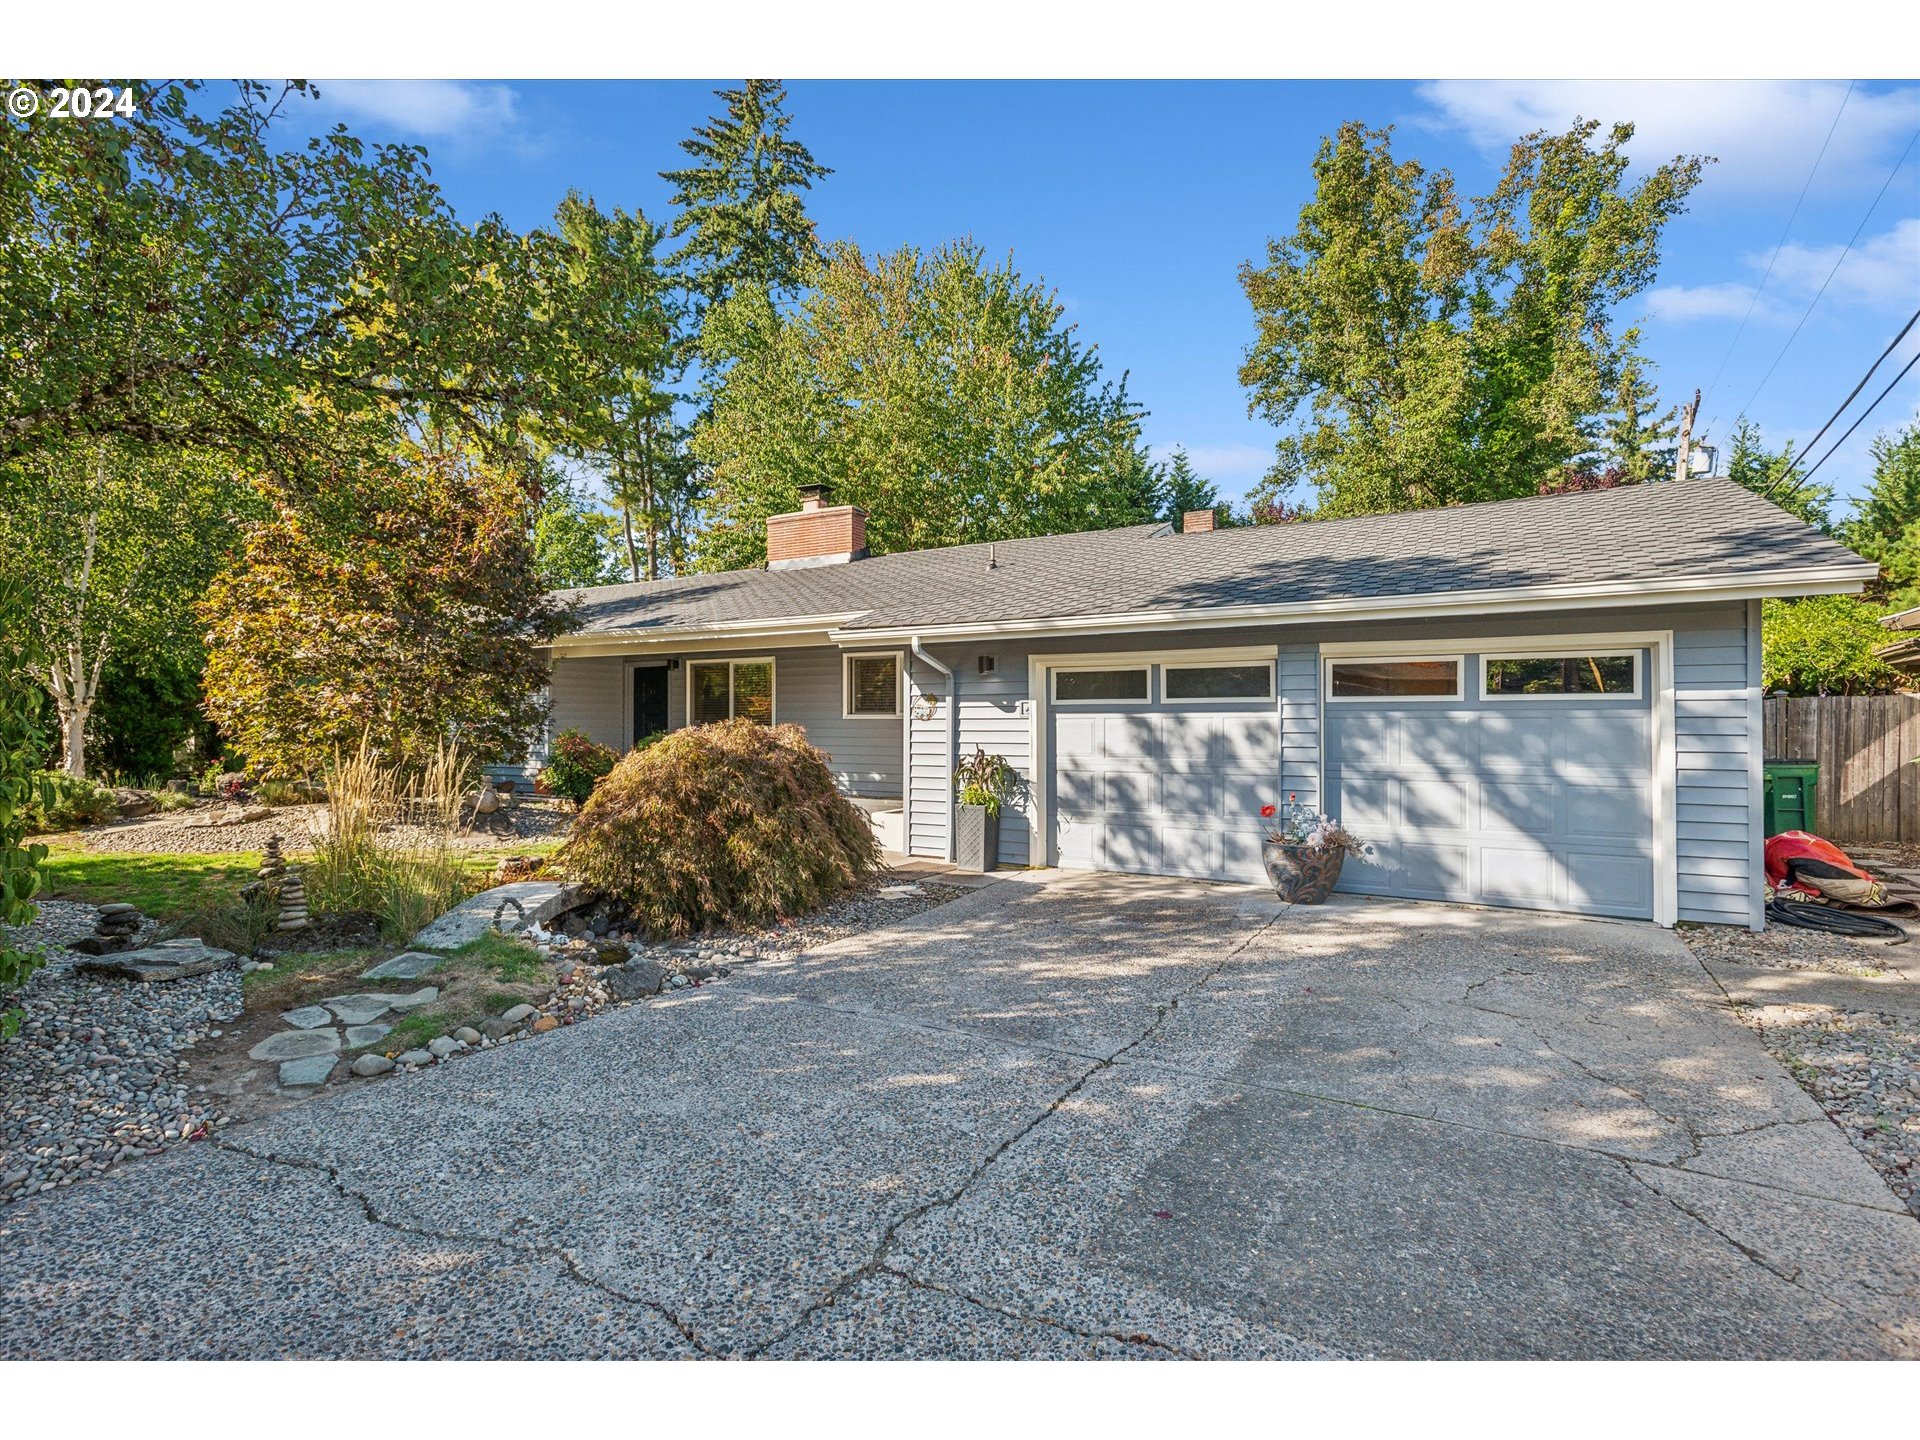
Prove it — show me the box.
[1485,655,1636,696]
[691,663,732,725]
[1329,660,1459,698]
[1054,668,1149,702]
[1163,664,1272,700]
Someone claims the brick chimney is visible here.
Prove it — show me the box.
[1182,508,1217,534]
[767,484,869,569]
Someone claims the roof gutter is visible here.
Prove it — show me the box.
[910,636,956,865]
[832,564,1880,646]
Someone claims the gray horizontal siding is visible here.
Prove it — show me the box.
[906,655,950,859]
[545,646,902,799]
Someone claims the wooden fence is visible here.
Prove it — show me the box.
[1762,695,1920,843]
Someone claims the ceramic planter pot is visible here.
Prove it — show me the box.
[955,804,1000,873]
[1262,840,1345,904]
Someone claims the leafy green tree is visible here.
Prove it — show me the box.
[534,476,624,589]
[90,652,207,780]
[1239,119,1705,516]
[0,579,52,1031]
[662,79,831,306]
[201,432,568,777]
[1842,423,1920,606]
[1762,595,1902,696]
[1,80,589,477]
[0,442,246,778]
[691,241,1160,570]
[1723,418,1830,530]
[548,193,698,580]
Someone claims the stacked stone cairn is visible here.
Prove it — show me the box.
[258,835,310,933]
[69,902,143,955]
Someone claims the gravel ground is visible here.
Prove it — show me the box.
[1,900,242,1206]
[1737,1002,1920,1218]
[40,797,575,855]
[1681,918,1912,978]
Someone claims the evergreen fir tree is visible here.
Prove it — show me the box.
[662,80,831,306]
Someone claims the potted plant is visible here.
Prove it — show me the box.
[953,748,1015,873]
[1259,795,1366,904]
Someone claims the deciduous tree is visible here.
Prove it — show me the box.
[1239,120,1705,516]
[0,442,244,778]
[691,241,1160,569]
[201,433,568,777]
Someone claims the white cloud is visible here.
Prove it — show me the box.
[315,79,523,142]
[1768,216,1920,310]
[1639,281,1769,323]
[1415,80,1920,196]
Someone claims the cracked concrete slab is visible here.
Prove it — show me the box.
[3,871,1916,1359]
[0,1144,695,1358]
[219,983,1090,1356]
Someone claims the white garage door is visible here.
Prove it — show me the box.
[1050,657,1277,883]
[1323,650,1655,919]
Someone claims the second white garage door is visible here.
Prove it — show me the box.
[1049,657,1277,883]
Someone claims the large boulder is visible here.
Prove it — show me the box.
[604,958,668,1001]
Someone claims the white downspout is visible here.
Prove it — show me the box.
[911,636,956,863]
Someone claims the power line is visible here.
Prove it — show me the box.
[1763,304,1920,499]
[1779,348,1920,497]
[1699,80,1855,428]
[1735,121,1920,419]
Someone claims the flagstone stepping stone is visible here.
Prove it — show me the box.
[278,1054,338,1088]
[344,1023,391,1048]
[410,879,581,951]
[249,1029,341,1063]
[75,941,239,984]
[322,994,396,1026]
[280,1005,335,1030]
[360,951,447,981]
[385,986,439,1012]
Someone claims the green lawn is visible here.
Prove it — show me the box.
[41,845,263,921]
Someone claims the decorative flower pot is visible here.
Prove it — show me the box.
[955,804,1000,873]
[1263,840,1345,904]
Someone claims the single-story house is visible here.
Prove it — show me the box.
[535,479,1874,930]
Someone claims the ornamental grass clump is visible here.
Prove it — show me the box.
[561,719,880,938]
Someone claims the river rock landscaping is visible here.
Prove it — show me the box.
[1735,1000,1920,1217]
[2,872,974,1206]
[1,902,242,1206]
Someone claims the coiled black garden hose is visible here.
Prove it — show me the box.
[1765,898,1911,942]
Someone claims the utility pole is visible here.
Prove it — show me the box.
[1673,388,1701,482]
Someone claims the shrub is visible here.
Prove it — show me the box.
[25,771,120,831]
[539,728,621,807]
[1,581,52,1031]
[561,719,879,937]
[306,738,475,941]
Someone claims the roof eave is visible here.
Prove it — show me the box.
[831,565,1879,645]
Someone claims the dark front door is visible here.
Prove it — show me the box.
[633,666,670,745]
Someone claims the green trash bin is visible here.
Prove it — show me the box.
[1763,761,1819,838]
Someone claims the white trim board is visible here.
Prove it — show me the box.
[839,566,1872,645]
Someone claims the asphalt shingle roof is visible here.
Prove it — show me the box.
[556,478,1870,638]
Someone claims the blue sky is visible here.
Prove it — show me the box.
[304,78,1920,518]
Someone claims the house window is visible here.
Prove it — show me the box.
[689,659,775,725]
[1163,663,1273,701]
[845,653,901,718]
[1484,654,1639,698]
[1327,658,1462,700]
[1053,667,1150,703]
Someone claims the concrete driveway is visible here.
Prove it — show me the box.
[4,872,1917,1359]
